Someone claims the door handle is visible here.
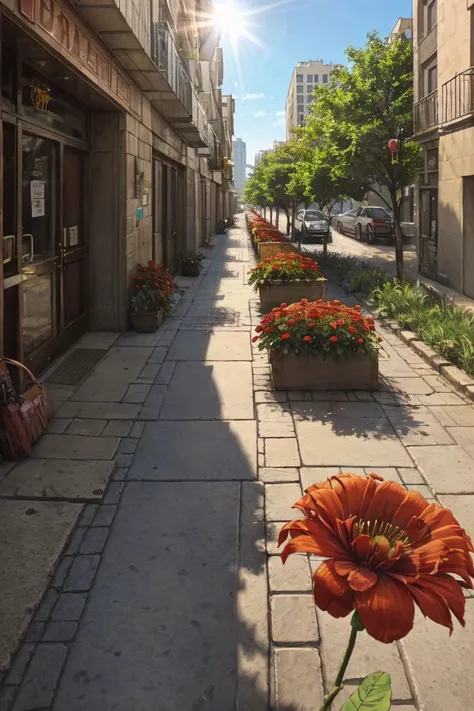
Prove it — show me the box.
[22,234,34,263]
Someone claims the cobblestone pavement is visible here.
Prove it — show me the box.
[1,219,474,710]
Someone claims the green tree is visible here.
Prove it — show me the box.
[243,142,306,238]
[300,31,419,278]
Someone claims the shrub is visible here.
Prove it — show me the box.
[253,299,381,357]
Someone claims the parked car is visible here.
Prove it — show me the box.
[334,206,394,243]
[294,209,332,243]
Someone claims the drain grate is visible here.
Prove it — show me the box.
[46,348,107,386]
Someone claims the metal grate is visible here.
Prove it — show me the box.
[46,349,106,386]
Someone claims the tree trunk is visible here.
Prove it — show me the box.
[283,206,290,235]
[291,200,296,243]
[392,196,404,281]
[270,207,273,224]
[276,206,280,231]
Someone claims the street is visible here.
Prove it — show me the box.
[299,226,419,276]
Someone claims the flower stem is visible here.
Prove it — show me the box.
[319,614,361,711]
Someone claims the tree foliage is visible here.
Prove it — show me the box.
[300,31,419,277]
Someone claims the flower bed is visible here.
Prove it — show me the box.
[246,211,291,256]
[248,252,327,312]
[253,299,380,390]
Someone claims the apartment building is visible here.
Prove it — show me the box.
[232,137,247,195]
[0,0,235,375]
[413,0,474,295]
[285,59,334,139]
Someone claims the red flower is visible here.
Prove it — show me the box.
[279,473,474,643]
[348,326,357,335]
[287,319,296,326]
[337,319,345,327]
[148,260,154,266]
[255,326,263,333]
[252,335,259,343]
[303,335,312,342]
[330,335,339,343]
[358,338,364,344]
[137,276,143,281]
[281,333,291,340]
[329,321,338,330]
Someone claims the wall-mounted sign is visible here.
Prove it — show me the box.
[30,82,50,112]
[20,0,131,107]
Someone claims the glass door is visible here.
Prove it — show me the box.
[21,132,59,363]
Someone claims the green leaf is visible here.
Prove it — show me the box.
[340,672,391,711]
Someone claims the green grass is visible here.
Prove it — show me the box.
[310,251,474,377]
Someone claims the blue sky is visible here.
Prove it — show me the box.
[219,0,412,168]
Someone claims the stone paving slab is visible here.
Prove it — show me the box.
[159,361,254,420]
[55,401,141,420]
[0,500,82,672]
[31,434,119,461]
[0,460,114,500]
[408,445,474,493]
[166,330,251,361]
[400,604,474,710]
[271,595,319,645]
[273,648,324,711]
[294,416,412,467]
[128,420,257,480]
[52,481,242,711]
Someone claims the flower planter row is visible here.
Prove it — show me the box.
[247,211,380,391]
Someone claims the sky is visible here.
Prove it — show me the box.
[218,0,412,170]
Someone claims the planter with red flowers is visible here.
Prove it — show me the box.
[253,299,380,390]
[129,260,176,333]
[248,252,327,313]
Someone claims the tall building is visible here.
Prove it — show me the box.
[233,138,247,195]
[0,0,235,374]
[285,60,335,139]
[413,0,474,293]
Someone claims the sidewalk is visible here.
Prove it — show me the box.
[1,217,474,710]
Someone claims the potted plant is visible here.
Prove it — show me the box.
[253,299,380,390]
[179,251,204,277]
[248,252,327,312]
[129,260,176,333]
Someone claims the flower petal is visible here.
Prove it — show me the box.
[356,576,415,643]
[409,573,465,631]
[326,474,371,518]
[313,561,355,618]
[278,519,348,560]
[334,560,378,592]
[364,482,421,527]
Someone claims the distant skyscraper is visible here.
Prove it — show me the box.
[232,137,247,195]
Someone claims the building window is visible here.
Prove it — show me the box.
[314,74,319,83]
[306,75,312,82]
[297,85,303,94]
[297,104,304,113]
[323,74,328,84]
[296,74,303,83]
[426,0,437,33]
[426,64,437,93]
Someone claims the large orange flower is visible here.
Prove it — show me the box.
[279,473,474,643]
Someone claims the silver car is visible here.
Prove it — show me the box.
[295,209,332,243]
[335,206,394,243]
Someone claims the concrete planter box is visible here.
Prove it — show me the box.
[258,242,296,260]
[258,280,327,313]
[129,309,165,333]
[270,350,379,391]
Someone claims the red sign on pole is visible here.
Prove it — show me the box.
[20,0,35,22]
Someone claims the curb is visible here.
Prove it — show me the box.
[328,273,474,403]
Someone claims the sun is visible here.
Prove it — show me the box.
[212,2,249,43]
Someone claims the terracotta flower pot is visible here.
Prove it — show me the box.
[129,309,164,333]
[259,279,327,313]
[269,350,379,391]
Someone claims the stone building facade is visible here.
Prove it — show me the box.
[413,0,474,295]
[0,0,235,374]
